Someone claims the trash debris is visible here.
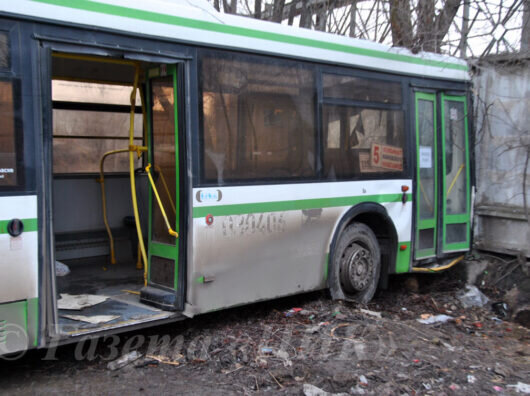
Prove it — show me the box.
[260,347,273,355]
[274,349,289,360]
[423,383,432,390]
[285,308,303,317]
[360,308,382,319]
[274,349,292,367]
[61,314,119,324]
[493,385,504,392]
[107,351,142,371]
[467,375,477,384]
[351,385,366,394]
[306,325,321,334]
[449,383,460,391]
[303,383,349,396]
[145,354,182,366]
[55,260,70,277]
[458,285,489,308]
[334,312,347,320]
[492,302,509,318]
[359,375,368,386]
[417,314,453,324]
[507,382,530,394]
[57,294,108,310]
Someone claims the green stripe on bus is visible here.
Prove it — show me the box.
[193,193,410,218]
[0,218,38,234]
[395,241,411,273]
[32,0,468,72]
[27,298,39,347]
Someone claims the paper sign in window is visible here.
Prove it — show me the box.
[419,146,432,168]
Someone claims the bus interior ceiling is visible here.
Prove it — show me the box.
[51,54,172,335]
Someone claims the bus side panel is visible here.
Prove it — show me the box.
[0,195,39,354]
[188,180,412,314]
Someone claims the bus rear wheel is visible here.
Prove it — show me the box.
[330,223,381,304]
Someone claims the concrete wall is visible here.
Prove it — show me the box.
[472,56,530,257]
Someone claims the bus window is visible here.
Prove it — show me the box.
[52,81,142,174]
[0,32,9,69]
[0,80,19,186]
[200,53,316,183]
[322,105,404,179]
[323,74,402,104]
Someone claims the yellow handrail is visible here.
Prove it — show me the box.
[447,163,465,196]
[154,165,176,216]
[129,65,149,284]
[145,163,179,238]
[97,148,131,265]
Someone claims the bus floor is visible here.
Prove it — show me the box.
[55,256,175,336]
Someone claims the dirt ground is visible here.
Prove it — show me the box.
[1,256,529,395]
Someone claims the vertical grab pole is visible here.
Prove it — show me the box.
[129,65,149,285]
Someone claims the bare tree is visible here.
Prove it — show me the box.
[208,0,526,58]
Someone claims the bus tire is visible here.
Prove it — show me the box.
[330,222,381,304]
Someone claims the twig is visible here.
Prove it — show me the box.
[268,370,284,389]
[493,260,522,285]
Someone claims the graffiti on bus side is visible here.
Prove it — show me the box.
[222,213,286,238]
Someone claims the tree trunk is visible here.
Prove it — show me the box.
[389,0,413,48]
[300,0,312,29]
[522,0,530,53]
[230,0,237,14]
[272,0,286,23]
[254,0,262,19]
[459,0,469,57]
[416,0,435,52]
[349,1,357,37]
[433,0,461,52]
[315,7,327,31]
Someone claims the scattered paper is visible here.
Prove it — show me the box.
[61,314,119,324]
[417,314,453,324]
[303,383,349,396]
[360,308,382,319]
[507,382,530,394]
[57,293,108,310]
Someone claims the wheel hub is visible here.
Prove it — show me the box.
[340,243,374,292]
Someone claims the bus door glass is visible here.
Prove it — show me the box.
[146,65,181,293]
[414,92,471,258]
[414,92,438,259]
[441,95,470,252]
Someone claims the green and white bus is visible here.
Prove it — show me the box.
[0,0,472,357]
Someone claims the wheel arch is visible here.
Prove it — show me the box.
[327,203,398,290]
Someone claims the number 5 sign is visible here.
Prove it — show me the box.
[371,143,403,171]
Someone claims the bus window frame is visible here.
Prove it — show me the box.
[197,48,320,187]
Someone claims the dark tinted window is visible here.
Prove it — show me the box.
[323,105,405,179]
[201,53,316,183]
[0,81,19,186]
[0,32,9,69]
[323,74,402,104]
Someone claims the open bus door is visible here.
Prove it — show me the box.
[414,91,471,260]
[140,64,186,311]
